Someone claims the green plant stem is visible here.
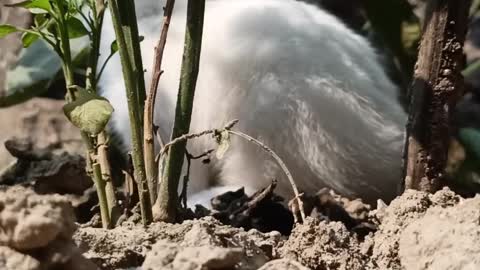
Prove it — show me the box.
[107,0,152,225]
[91,160,111,228]
[86,0,104,90]
[462,59,480,77]
[97,132,120,224]
[115,0,147,115]
[53,0,75,101]
[89,0,119,226]
[153,0,206,222]
[53,0,115,228]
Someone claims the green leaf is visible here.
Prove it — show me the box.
[21,32,40,48]
[67,0,84,12]
[110,36,143,55]
[110,40,118,54]
[63,87,114,135]
[33,13,49,28]
[66,17,89,39]
[215,130,231,159]
[458,128,480,160]
[0,25,19,38]
[6,0,52,14]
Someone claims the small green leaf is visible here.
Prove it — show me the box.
[63,88,114,135]
[0,25,19,38]
[6,0,52,14]
[216,130,231,159]
[21,32,40,48]
[110,36,143,55]
[66,17,89,39]
[33,13,49,28]
[110,40,118,54]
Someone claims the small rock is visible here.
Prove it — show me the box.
[0,186,76,250]
[365,188,463,269]
[143,241,247,270]
[173,246,243,270]
[0,186,96,270]
[281,218,365,270]
[399,196,480,270]
[258,259,311,270]
[0,246,40,270]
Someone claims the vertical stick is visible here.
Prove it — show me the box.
[404,0,470,192]
[144,0,176,205]
[107,0,152,225]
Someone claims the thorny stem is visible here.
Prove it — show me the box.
[107,0,153,225]
[144,0,176,204]
[153,0,206,222]
[156,120,237,161]
[157,128,221,159]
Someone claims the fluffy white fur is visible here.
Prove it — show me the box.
[99,0,407,206]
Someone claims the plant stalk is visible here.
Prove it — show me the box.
[88,0,119,226]
[91,160,111,228]
[145,0,176,204]
[107,0,153,225]
[153,0,206,222]
[54,0,116,228]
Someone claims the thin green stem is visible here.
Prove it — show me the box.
[153,0,206,222]
[107,0,152,225]
[92,161,111,228]
[96,52,114,81]
[87,0,119,226]
[51,0,115,228]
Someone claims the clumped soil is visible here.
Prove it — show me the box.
[0,130,479,270]
[0,186,97,270]
[2,175,479,270]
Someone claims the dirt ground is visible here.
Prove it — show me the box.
[1,178,479,270]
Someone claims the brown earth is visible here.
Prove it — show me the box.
[69,187,479,270]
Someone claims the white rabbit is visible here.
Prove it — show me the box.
[99,0,407,206]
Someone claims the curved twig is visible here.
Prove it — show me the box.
[155,118,306,222]
[227,130,306,222]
